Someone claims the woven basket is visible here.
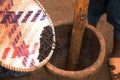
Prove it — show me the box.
[0,0,55,72]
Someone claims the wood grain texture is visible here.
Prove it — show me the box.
[68,0,89,70]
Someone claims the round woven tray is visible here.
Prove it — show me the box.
[0,0,55,72]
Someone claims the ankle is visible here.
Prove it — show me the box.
[111,38,120,58]
[110,52,120,58]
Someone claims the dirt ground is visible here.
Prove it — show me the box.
[1,0,113,80]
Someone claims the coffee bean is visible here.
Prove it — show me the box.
[37,25,54,62]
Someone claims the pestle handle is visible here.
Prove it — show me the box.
[68,0,89,70]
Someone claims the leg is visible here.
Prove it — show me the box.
[0,69,29,78]
[107,0,120,79]
[0,66,29,78]
[112,38,120,57]
[88,0,108,27]
[0,66,6,73]
[107,0,120,58]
